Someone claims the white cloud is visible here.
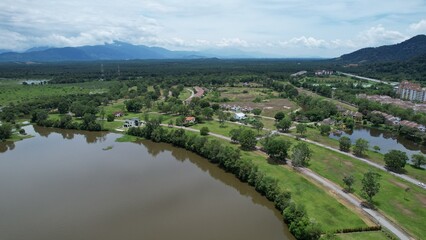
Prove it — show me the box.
[216,38,250,48]
[0,0,425,57]
[409,19,426,33]
[280,37,328,48]
[357,25,408,46]
[278,37,355,49]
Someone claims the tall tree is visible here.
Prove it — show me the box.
[412,153,426,169]
[263,137,292,163]
[353,138,369,157]
[274,111,285,122]
[276,117,292,132]
[252,108,262,116]
[0,123,12,140]
[339,136,351,152]
[296,123,307,136]
[361,171,381,204]
[291,142,312,167]
[217,110,227,127]
[319,124,331,136]
[252,120,264,134]
[343,175,355,193]
[384,150,408,173]
[125,99,143,112]
[239,128,257,151]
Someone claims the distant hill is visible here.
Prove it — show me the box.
[0,41,210,62]
[335,35,426,64]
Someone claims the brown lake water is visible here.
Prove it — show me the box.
[0,125,292,240]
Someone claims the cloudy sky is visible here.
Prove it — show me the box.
[1,0,426,57]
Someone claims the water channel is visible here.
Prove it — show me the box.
[329,125,426,158]
[0,125,292,240]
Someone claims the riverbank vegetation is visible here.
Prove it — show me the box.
[0,59,423,239]
[126,118,373,239]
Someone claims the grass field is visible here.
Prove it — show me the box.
[290,127,426,183]
[217,87,299,116]
[297,87,358,112]
[176,130,370,232]
[191,119,267,137]
[276,134,426,239]
[0,80,111,105]
[242,150,369,232]
[179,89,192,101]
[334,231,389,240]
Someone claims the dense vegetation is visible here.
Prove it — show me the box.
[336,35,426,64]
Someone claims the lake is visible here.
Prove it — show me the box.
[329,125,426,158]
[0,125,292,240]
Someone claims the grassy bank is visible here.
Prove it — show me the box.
[277,134,426,239]
[290,127,426,183]
[121,127,370,233]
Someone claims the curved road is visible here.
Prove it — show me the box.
[184,88,195,102]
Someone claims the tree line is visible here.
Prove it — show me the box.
[127,117,322,240]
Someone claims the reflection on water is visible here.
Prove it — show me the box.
[330,125,426,158]
[0,125,292,240]
[0,141,15,153]
[33,125,108,143]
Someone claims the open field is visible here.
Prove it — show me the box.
[242,150,369,232]
[335,231,389,240]
[275,133,426,239]
[297,88,358,112]
[191,119,267,137]
[178,88,192,101]
[0,79,111,106]
[217,87,299,117]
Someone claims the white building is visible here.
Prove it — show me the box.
[398,81,426,102]
[123,118,141,128]
[234,112,246,120]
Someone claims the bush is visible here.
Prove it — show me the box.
[200,126,209,136]
[339,136,351,152]
[107,114,115,122]
[0,123,12,140]
[384,150,408,173]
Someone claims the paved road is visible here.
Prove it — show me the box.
[277,131,425,189]
[161,123,412,240]
[184,88,195,102]
[299,167,411,240]
[338,72,396,86]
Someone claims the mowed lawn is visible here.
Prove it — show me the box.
[236,150,368,232]
[191,120,267,137]
[335,231,389,240]
[291,127,426,183]
[277,134,426,239]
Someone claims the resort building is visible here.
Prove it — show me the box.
[397,81,426,102]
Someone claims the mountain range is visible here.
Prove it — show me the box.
[0,35,425,62]
[335,34,426,64]
[0,41,267,62]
